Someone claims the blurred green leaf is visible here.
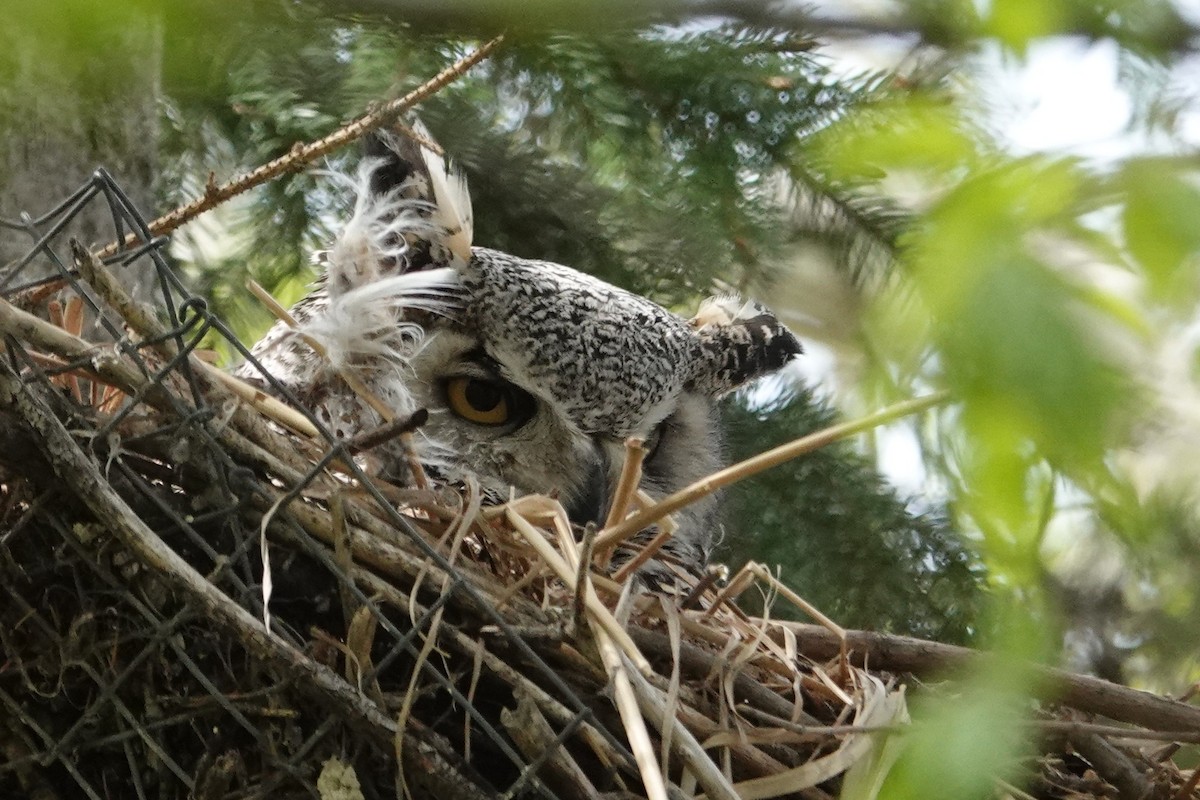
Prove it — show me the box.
[813,95,977,180]
[986,0,1068,53]
[1121,159,1200,305]
[880,664,1035,800]
[909,162,1132,474]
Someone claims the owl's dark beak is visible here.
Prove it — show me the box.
[564,440,612,528]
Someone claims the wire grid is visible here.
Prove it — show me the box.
[0,171,634,799]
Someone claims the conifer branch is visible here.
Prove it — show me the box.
[98,36,504,259]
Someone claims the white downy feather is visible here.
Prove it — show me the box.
[300,267,461,374]
[297,129,471,385]
[420,140,474,267]
[322,158,440,297]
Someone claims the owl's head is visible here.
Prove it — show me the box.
[244,125,801,574]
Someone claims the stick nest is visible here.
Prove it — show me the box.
[1,174,1196,800]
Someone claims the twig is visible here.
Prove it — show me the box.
[96,37,504,259]
[1174,765,1200,800]
[751,563,845,639]
[73,242,324,439]
[735,706,902,738]
[574,521,597,633]
[396,603,448,800]
[594,391,950,551]
[600,438,645,546]
[0,366,401,744]
[347,409,430,453]
[624,667,741,800]
[504,504,651,676]
[48,297,85,403]
[501,690,603,800]
[720,563,849,673]
[609,494,678,583]
[1069,732,1153,800]
[394,575,637,777]
[553,517,669,800]
[202,366,321,438]
[71,240,162,340]
[0,296,173,412]
[699,561,758,619]
[1032,720,1200,745]
[626,627,824,728]
[771,621,1200,734]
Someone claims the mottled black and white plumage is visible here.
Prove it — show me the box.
[240,124,801,581]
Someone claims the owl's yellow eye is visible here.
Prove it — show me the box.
[446,377,511,425]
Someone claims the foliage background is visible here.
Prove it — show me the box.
[4,0,1200,795]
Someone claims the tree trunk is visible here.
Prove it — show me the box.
[0,11,161,296]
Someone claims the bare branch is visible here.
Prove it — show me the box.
[98,36,503,258]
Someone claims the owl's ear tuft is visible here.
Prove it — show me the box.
[687,295,802,397]
[322,122,474,296]
[362,122,473,268]
[416,129,473,267]
[363,129,424,198]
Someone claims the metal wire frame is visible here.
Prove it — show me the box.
[0,170,637,799]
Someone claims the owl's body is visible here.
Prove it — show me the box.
[242,126,800,579]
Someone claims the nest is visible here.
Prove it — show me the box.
[2,169,1198,800]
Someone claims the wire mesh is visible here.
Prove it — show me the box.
[0,171,630,800]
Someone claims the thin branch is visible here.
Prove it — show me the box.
[72,244,323,438]
[97,36,503,258]
[604,437,646,531]
[1069,732,1154,800]
[594,391,950,551]
[505,504,651,676]
[772,621,1200,735]
[1033,720,1200,745]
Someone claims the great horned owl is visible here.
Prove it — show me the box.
[241,125,801,578]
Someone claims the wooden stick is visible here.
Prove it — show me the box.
[501,691,604,800]
[549,506,670,800]
[603,437,646,531]
[624,666,741,800]
[609,493,678,584]
[1031,720,1200,744]
[245,278,300,327]
[200,364,320,438]
[771,621,1200,734]
[71,241,163,342]
[0,297,168,410]
[733,563,849,671]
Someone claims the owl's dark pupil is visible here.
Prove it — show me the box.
[465,380,503,412]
